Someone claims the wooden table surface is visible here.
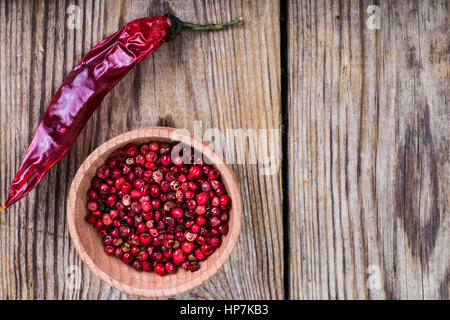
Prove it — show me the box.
[0,0,448,300]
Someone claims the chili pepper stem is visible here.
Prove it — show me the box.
[166,15,243,40]
[179,17,243,31]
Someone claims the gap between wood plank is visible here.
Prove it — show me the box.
[280,0,290,300]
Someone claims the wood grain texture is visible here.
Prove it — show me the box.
[1,0,448,300]
[0,0,283,299]
[288,0,449,299]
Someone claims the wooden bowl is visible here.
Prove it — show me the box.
[67,127,242,297]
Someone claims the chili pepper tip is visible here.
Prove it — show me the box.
[0,203,5,211]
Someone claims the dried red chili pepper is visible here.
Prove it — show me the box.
[0,15,242,211]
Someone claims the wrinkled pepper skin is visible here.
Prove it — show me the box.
[2,17,172,208]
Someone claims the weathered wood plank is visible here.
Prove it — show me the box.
[288,0,449,299]
[2,0,447,301]
[0,0,283,299]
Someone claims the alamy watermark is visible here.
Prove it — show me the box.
[367,5,381,30]
[65,264,82,292]
[66,4,383,31]
[169,121,281,176]
[66,5,82,30]
[367,265,382,290]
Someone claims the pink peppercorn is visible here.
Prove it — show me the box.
[86,141,231,276]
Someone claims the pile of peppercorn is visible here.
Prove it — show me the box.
[85,142,231,275]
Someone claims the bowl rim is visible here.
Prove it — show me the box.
[67,126,242,297]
